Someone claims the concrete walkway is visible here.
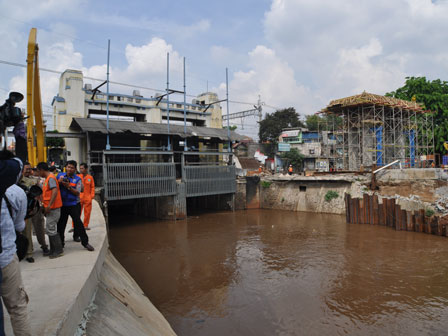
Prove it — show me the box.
[4,200,108,335]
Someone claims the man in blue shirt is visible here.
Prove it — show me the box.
[56,160,94,252]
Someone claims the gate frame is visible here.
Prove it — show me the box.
[181,151,236,198]
[102,150,176,201]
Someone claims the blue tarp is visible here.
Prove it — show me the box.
[375,126,383,166]
[409,130,415,167]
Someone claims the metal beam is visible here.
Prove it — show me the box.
[8,131,86,138]
[203,99,227,113]
[90,80,107,101]
[222,107,261,120]
[155,89,185,106]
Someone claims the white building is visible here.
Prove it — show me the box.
[51,69,224,163]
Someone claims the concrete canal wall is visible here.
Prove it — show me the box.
[7,200,175,336]
[237,169,448,215]
[237,175,364,215]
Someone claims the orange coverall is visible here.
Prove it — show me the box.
[73,174,95,228]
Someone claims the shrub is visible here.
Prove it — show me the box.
[261,181,272,188]
[325,190,339,202]
[425,208,435,217]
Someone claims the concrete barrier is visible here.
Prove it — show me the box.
[5,200,107,335]
[4,200,175,335]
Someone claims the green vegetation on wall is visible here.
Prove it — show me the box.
[325,190,339,202]
[261,181,272,188]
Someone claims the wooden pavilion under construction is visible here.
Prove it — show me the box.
[319,92,434,171]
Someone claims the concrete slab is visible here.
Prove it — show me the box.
[3,200,108,336]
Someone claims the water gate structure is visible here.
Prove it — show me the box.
[101,150,236,219]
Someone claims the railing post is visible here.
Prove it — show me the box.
[102,151,108,201]
[181,152,185,183]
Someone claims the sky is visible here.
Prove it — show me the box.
[1,0,448,139]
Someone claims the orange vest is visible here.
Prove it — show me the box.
[288,166,293,173]
[80,174,95,202]
[42,173,62,209]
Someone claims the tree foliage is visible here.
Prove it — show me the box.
[305,114,343,131]
[45,130,65,148]
[280,148,304,168]
[223,125,237,131]
[259,107,304,144]
[386,77,448,154]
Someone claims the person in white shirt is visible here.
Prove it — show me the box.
[0,184,31,336]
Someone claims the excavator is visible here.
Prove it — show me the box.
[26,28,46,166]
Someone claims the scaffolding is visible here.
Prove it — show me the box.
[318,92,434,170]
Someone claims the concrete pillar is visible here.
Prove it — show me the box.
[155,196,175,220]
[246,176,260,209]
[174,182,187,220]
[235,178,247,210]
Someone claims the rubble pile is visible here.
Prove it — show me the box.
[435,195,448,215]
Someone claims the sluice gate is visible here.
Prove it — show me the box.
[182,152,236,197]
[103,151,177,201]
[99,150,236,217]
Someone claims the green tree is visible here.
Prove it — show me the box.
[280,148,304,169]
[223,125,237,131]
[386,77,448,154]
[45,130,65,148]
[259,107,304,144]
[305,114,321,131]
[305,114,343,131]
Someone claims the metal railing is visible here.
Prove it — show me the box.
[182,152,236,197]
[103,151,176,201]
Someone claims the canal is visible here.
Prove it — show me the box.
[109,209,448,335]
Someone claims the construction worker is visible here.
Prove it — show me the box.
[288,164,293,175]
[36,162,64,259]
[70,163,95,235]
[56,160,94,252]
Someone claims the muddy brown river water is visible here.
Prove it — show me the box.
[109,209,448,336]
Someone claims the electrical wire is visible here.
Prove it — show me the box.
[0,59,279,110]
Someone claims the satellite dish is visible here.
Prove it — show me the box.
[9,92,24,103]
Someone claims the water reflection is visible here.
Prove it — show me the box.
[110,209,448,336]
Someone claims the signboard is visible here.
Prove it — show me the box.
[280,129,303,143]
[278,143,291,152]
[281,130,300,137]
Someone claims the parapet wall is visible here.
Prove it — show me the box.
[8,200,175,335]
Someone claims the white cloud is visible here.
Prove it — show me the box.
[329,38,406,97]
[264,0,448,100]
[124,38,183,81]
[7,36,186,110]
[217,45,320,114]
[214,44,322,139]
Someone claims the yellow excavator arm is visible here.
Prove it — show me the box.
[26,28,46,166]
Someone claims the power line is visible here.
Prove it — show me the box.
[0,59,273,107]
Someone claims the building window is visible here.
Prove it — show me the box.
[127,98,133,102]
[309,149,315,155]
[136,99,141,103]
[299,186,306,192]
[117,96,121,101]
